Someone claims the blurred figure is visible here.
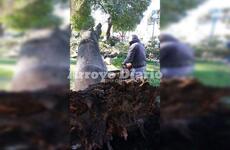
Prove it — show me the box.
[123,35,147,79]
[11,27,70,92]
[160,34,195,78]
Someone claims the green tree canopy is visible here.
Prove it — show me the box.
[95,0,151,32]
[0,0,68,31]
[71,0,94,31]
[71,0,151,39]
[161,0,204,28]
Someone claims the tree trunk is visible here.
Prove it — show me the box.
[121,31,126,42]
[0,24,4,36]
[106,17,112,41]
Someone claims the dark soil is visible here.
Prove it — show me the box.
[0,88,69,149]
[161,79,230,150]
[70,80,159,150]
[0,79,230,150]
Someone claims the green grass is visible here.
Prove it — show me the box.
[111,56,160,86]
[194,60,230,87]
[0,58,16,90]
[0,58,17,65]
[112,57,230,87]
[0,67,14,78]
[111,56,159,72]
[70,57,160,89]
[1,57,229,91]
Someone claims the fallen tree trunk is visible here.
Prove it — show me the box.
[75,23,107,91]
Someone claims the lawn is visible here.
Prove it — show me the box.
[111,56,159,72]
[1,57,230,91]
[0,58,17,90]
[111,56,160,86]
[111,57,230,87]
[194,60,230,87]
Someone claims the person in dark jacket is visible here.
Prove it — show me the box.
[160,34,194,78]
[123,35,147,78]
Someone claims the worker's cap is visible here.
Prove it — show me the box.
[159,34,179,43]
[129,34,139,42]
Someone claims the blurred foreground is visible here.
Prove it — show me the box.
[0,79,230,149]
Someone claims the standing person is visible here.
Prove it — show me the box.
[122,35,147,79]
[160,34,194,78]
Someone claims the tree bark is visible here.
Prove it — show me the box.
[0,23,4,36]
[120,31,126,42]
[106,17,112,41]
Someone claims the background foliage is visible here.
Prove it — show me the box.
[71,0,151,32]
[0,0,69,31]
[161,0,204,27]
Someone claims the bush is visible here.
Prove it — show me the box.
[107,36,120,46]
[193,36,230,59]
[146,36,160,60]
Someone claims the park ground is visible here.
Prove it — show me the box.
[0,57,230,91]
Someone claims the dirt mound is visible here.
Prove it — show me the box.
[160,79,230,119]
[71,79,230,150]
[161,78,230,120]
[70,80,159,149]
[0,89,69,149]
[0,81,159,150]
[0,79,229,149]
[161,78,230,150]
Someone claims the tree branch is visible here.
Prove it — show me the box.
[95,0,107,14]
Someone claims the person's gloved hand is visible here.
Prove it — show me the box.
[125,63,132,70]
[122,63,132,69]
